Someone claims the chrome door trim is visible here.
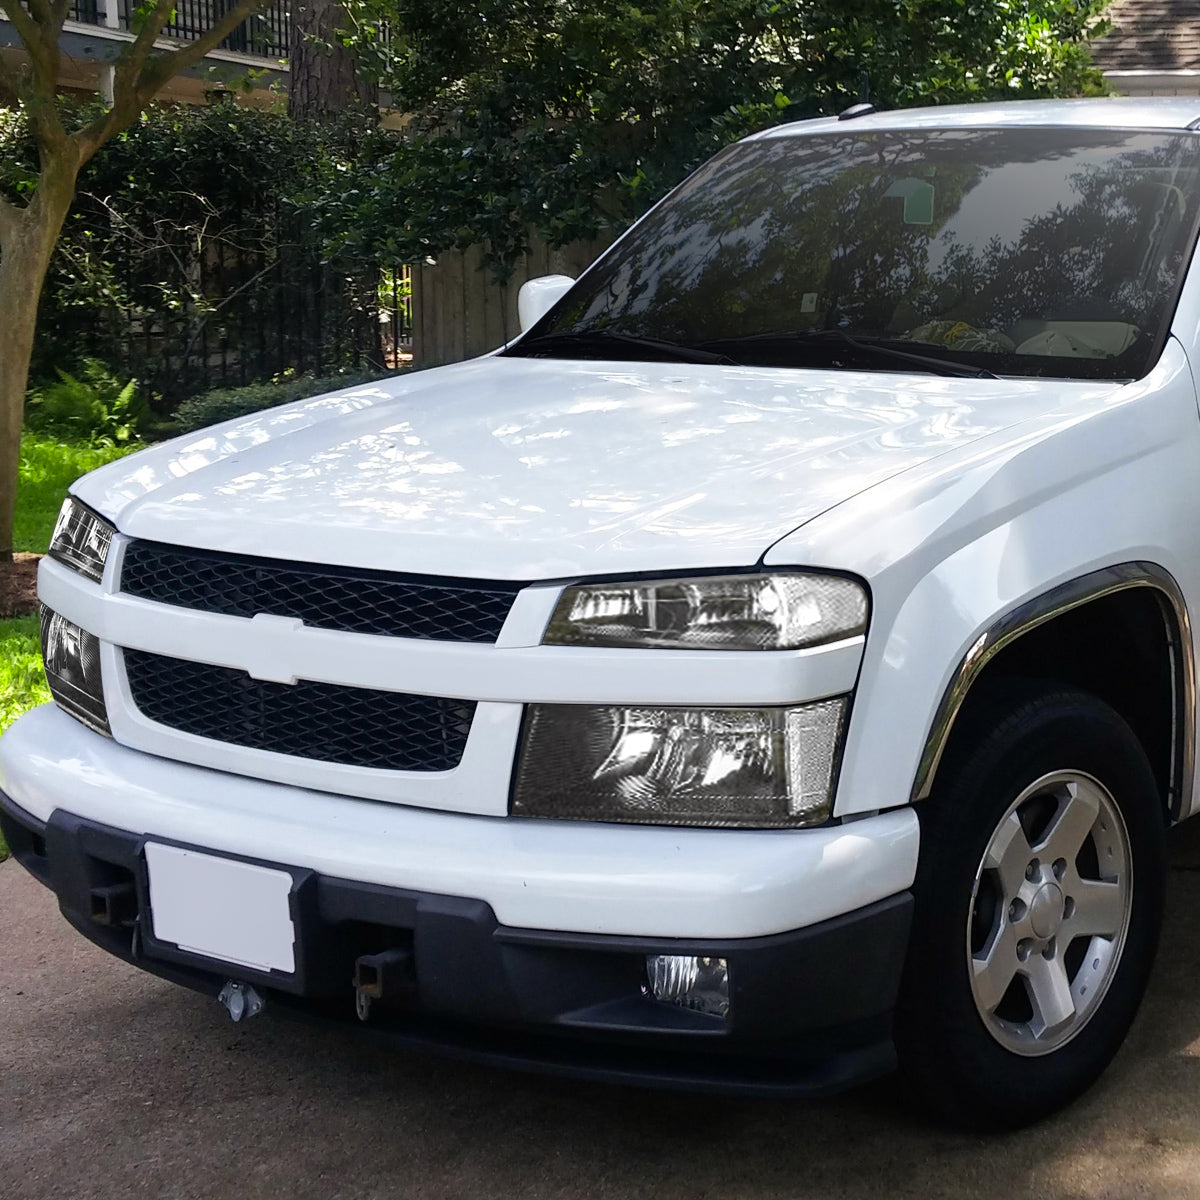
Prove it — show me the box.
[911,562,1195,819]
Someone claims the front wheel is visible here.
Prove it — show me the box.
[895,686,1166,1129]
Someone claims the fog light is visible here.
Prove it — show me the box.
[646,955,730,1019]
[39,603,110,736]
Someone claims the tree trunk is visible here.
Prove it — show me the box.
[287,0,380,369]
[0,159,80,562]
[288,0,377,119]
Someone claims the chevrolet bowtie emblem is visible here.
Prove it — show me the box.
[242,613,306,684]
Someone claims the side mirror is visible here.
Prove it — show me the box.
[517,274,575,333]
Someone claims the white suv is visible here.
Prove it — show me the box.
[5,98,1200,1129]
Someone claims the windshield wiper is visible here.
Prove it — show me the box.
[697,329,998,379]
[511,329,737,366]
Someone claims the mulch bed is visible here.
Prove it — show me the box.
[0,554,41,619]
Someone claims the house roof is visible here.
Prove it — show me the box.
[1090,0,1200,73]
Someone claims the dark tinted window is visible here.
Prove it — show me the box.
[510,128,1200,380]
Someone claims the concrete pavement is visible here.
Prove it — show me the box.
[6,827,1200,1200]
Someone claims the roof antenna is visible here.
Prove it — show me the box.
[840,73,878,122]
[838,71,876,121]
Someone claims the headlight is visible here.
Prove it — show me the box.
[542,573,867,651]
[48,497,114,583]
[511,698,845,827]
[39,604,110,736]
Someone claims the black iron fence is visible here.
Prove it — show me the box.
[37,218,411,409]
[115,253,412,406]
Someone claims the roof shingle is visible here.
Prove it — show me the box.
[1091,0,1200,72]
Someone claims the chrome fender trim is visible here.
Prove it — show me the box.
[911,562,1195,819]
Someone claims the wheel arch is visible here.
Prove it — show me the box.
[911,563,1195,821]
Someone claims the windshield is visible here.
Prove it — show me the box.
[508,127,1200,380]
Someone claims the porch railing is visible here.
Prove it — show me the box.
[63,0,290,59]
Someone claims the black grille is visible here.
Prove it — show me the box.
[120,540,519,643]
[124,650,473,771]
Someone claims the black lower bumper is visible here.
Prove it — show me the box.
[1,790,913,1097]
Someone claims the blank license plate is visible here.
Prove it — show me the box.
[145,843,297,974]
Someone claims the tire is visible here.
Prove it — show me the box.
[894,685,1166,1130]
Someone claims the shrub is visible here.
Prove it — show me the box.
[4,102,396,410]
[25,359,148,446]
[171,368,402,435]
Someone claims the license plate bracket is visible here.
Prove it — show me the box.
[145,842,298,975]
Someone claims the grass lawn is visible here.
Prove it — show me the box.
[0,434,139,862]
[0,613,49,738]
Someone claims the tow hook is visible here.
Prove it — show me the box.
[219,980,266,1022]
[354,949,415,1021]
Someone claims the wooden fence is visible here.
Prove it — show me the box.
[411,232,616,366]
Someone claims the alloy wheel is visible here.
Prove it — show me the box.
[967,770,1133,1056]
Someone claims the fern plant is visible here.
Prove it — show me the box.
[25,359,147,446]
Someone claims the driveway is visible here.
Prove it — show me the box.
[5,825,1200,1200]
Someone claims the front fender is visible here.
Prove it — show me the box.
[765,339,1200,819]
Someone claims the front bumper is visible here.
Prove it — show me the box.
[0,704,921,1095]
[1,789,912,1096]
[0,705,919,939]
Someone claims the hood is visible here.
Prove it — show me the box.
[75,356,1118,580]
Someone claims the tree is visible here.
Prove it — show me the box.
[287,0,380,373]
[325,0,1112,281]
[289,0,377,119]
[0,0,266,563]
